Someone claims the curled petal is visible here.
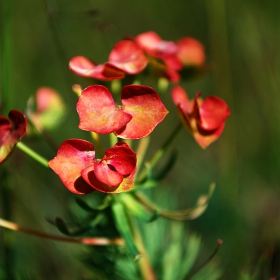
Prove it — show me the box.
[104,142,137,175]
[77,85,132,134]
[116,85,169,139]
[93,161,124,187]
[48,139,95,194]
[0,110,27,163]
[108,40,148,74]
[81,165,136,193]
[194,93,231,131]
[69,56,125,80]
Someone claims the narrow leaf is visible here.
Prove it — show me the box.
[112,201,141,261]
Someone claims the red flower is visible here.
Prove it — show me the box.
[69,40,148,81]
[0,110,27,163]
[48,140,137,194]
[76,84,168,139]
[135,31,182,82]
[172,86,230,148]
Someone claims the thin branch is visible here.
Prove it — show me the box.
[0,218,124,246]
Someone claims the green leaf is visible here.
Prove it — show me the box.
[111,200,141,261]
[55,217,70,235]
[118,193,160,223]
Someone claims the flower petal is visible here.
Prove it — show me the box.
[93,160,124,187]
[108,40,148,74]
[0,110,27,164]
[81,165,136,193]
[194,93,231,130]
[116,85,169,139]
[177,37,205,67]
[171,86,194,114]
[77,85,132,134]
[69,56,125,80]
[104,142,137,175]
[48,139,95,194]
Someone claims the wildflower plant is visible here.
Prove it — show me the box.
[0,30,230,279]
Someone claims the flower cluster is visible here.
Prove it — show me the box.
[69,31,206,83]
[48,84,168,194]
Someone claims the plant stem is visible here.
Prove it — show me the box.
[129,215,157,280]
[137,122,182,182]
[16,142,49,168]
[135,136,150,179]
[90,132,103,158]
[0,217,124,245]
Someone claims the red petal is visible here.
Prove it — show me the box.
[81,165,136,193]
[48,139,95,194]
[108,40,148,74]
[116,85,169,139]
[197,95,231,130]
[104,142,136,175]
[171,86,194,114]
[0,110,27,164]
[135,31,162,54]
[194,124,225,148]
[93,160,124,187]
[69,56,125,80]
[177,37,205,66]
[77,85,132,134]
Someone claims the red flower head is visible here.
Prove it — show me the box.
[172,86,230,148]
[135,31,183,82]
[69,40,148,81]
[76,84,168,139]
[48,140,137,194]
[0,110,27,163]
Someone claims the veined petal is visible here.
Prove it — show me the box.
[48,139,95,194]
[116,85,169,139]
[77,85,132,133]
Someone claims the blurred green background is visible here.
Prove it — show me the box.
[1,0,280,279]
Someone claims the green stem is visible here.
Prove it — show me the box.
[136,122,182,183]
[16,142,49,168]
